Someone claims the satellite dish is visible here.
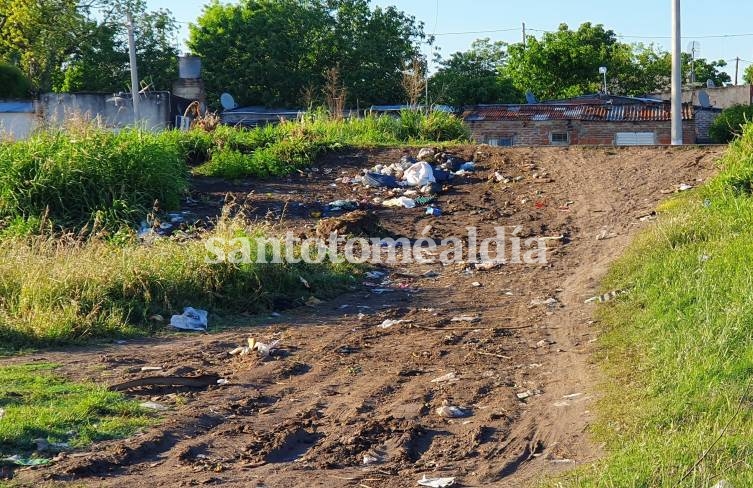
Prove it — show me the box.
[698,90,712,108]
[525,91,538,104]
[220,93,237,110]
[706,79,716,88]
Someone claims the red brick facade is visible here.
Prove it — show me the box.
[467,119,696,146]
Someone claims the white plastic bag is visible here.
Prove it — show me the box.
[403,161,436,187]
[383,197,417,209]
[169,307,208,331]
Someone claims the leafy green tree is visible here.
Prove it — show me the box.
[502,23,630,100]
[57,8,179,93]
[189,0,426,108]
[683,54,731,86]
[0,60,31,97]
[429,38,522,107]
[0,0,178,93]
[744,65,753,85]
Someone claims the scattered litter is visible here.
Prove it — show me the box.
[404,161,436,187]
[562,392,584,400]
[536,339,554,348]
[459,162,476,171]
[435,405,470,418]
[169,307,208,332]
[0,455,51,467]
[530,297,558,307]
[471,282,482,288]
[712,481,734,488]
[451,315,481,323]
[255,340,281,359]
[678,183,693,191]
[638,212,657,222]
[596,229,617,240]
[430,372,458,383]
[363,454,381,465]
[378,319,408,329]
[516,390,532,400]
[33,438,69,452]
[426,207,442,216]
[474,259,505,271]
[357,313,366,320]
[584,290,625,304]
[148,314,164,322]
[417,147,437,162]
[414,195,437,206]
[140,366,163,372]
[299,276,310,288]
[363,172,399,188]
[417,475,456,487]
[365,270,387,280]
[140,401,169,411]
[325,200,359,212]
[159,222,172,230]
[306,296,323,307]
[372,288,395,294]
[217,379,230,386]
[383,197,417,209]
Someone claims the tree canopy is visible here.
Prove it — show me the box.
[745,65,753,85]
[188,0,427,108]
[0,0,179,93]
[0,60,31,98]
[429,39,521,107]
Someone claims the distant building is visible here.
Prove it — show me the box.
[647,85,753,110]
[462,95,715,146]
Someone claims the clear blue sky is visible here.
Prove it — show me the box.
[147,0,753,81]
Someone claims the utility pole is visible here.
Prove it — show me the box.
[735,57,740,85]
[671,0,683,145]
[522,22,526,49]
[126,11,140,124]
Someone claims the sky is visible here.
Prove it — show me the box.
[147,0,753,81]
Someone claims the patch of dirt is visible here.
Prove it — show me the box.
[5,145,723,487]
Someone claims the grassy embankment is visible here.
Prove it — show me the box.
[562,125,753,486]
[0,111,467,350]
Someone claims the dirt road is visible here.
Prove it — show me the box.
[10,145,723,487]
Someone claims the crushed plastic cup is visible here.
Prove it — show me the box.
[169,307,208,331]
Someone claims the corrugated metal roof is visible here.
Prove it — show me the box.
[463,103,693,122]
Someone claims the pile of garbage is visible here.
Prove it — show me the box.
[332,147,476,214]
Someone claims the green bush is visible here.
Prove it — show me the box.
[0,62,32,98]
[709,104,753,143]
[0,126,187,233]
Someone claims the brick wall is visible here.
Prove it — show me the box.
[467,119,697,146]
[694,108,722,143]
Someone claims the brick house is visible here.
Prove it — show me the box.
[462,96,700,146]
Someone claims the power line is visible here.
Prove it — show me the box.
[433,27,520,37]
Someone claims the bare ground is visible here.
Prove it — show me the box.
[5,145,723,487]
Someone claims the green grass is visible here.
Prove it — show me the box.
[0,125,188,235]
[191,110,469,179]
[0,363,149,458]
[0,217,359,349]
[558,125,753,486]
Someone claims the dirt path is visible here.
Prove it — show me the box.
[7,145,722,487]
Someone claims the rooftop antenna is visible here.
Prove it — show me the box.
[687,40,701,84]
[599,66,608,94]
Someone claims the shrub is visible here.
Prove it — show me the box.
[709,104,753,143]
[0,62,32,98]
[0,126,187,233]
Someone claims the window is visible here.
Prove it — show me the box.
[550,132,569,144]
[487,136,514,147]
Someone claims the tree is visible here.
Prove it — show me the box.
[429,38,521,107]
[188,0,426,108]
[683,55,731,86]
[0,61,32,98]
[744,65,753,85]
[502,23,631,100]
[709,105,753,143]
[57,8,179,93]
[0,0,178,93]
